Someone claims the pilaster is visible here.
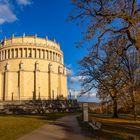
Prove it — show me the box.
[3,63,10,101]
[48,63,53,99]
[18,61,24,100]
[58,66,63,97]
[34,61,40,100]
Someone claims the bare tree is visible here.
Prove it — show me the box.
[70,0,140,50]
[79,38,125,118]
[79,35,140,119]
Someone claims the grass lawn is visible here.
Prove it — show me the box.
[0,113,75,140]
[88,113,140,140]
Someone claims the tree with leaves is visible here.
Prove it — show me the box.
[70,0,140,51]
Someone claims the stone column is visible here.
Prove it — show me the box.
[27,48,29,58]
[46,51,48,59]
[11,49,14,58]
[62,56,64,64]
[36,49,38,58]
[35,49,37,58]
[7,50,9,59]
[25,48,27,57]
[53,53,55,61]
[3,63,10,101]
[30,48,32,58]
[28,48,31,58]
[43,50,45,59]
[21,48,23,58]
[5,50,7,59]
[3,50,5,60]
[44,50,47,59]
[2,51,4,60]
[18,49,20,58]
[45,51,47,59]
[40,50,43,59]
[17,48,19,58]
[50,52,52,60]
[9,49,11,59]
[48,51,50,60]
[53,53,54,61]
[23,48,25,58]
[1,51,3,60]
[38,49,40,58]
[13,49,15,58]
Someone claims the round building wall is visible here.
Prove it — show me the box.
[0,35,68,101]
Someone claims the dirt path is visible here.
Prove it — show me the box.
[17,115,89,140]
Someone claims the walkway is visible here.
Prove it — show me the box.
[17,115,89,140]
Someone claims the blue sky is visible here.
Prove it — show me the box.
[0,0,98,102]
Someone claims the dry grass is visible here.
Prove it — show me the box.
[89,113,140,140]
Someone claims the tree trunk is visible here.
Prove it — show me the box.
[132,90,137,120]
[112,98,118,118]
[133,104,137,121]
[132,98,137,120]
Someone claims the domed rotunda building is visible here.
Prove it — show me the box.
[0,34,68,101]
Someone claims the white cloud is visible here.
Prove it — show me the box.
[77,91,96,97]
[66,69,73,76]
[66,64,72,69]
[0,0,32,25]
[66,64,73,76]
[70,76,85,82]
[16,0,31,6]
[0,2,17,24]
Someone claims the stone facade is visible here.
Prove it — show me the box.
[0,35,68,101]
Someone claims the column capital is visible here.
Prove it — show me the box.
[19,61,24,70]
[5,63,9,71]
[58,66,63,74]
[48,63,53,72]
[35,61,39,71]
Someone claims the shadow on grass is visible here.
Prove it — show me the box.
[88,114,140,140]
